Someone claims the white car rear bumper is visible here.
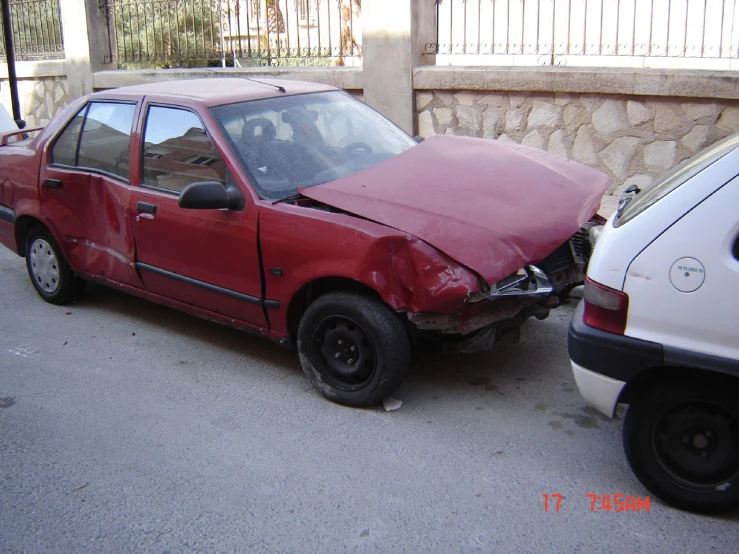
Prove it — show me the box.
[571,362,626,418]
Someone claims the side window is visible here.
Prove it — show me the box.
[77,102,136,181]
[51,106,86,167]
[142,106,225,194]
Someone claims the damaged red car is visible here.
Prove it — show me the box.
[0,78,609,406]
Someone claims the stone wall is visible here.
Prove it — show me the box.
[416,90,739,195]
[0,76,72,128]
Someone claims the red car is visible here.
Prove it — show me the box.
[0,78,609,406]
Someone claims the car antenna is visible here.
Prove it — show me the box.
[206,69,286,93]
[242,77,286,93]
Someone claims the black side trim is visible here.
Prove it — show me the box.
[0,205,16,225]
[136,262,260,305]
[43,178,63,189]
[664,346,739,379]
[263,299,280,310]
[568,301,664,382]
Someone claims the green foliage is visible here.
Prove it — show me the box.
[0,0,64,61]
[110,0,360,69]
[113,0,223,68]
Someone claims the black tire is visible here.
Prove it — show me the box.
[623,376,739,514]
[297,291,410,407]
[25,226,85,305]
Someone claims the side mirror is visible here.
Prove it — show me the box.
[179,181,245,211]
[413,135,425,143]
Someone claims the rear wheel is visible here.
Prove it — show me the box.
[297,291,410,407]
[25,226,84,305]
[623,377,739,514]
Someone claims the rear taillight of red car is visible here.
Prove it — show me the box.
[583,277,629,335]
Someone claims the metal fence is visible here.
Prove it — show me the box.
[0,0,64,61]
[104,0,362,68]
[429,0,739,64]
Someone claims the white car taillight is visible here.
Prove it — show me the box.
[583,277,629,335]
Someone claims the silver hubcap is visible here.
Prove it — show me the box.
[29,239,60,294]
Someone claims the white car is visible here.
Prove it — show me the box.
[569,133,739,514]
[0,103,18,134]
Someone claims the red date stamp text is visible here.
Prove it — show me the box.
[542,493,650,513]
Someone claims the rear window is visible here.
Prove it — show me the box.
[77,102,136,181]
[615,133,739,226]
[51,101,136,182]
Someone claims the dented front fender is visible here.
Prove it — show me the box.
[388,237,482,314]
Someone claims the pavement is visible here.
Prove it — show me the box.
[0,245,737,553]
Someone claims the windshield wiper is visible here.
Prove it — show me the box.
[615,196,632,219]
[615,184,641,219]
[272,193,306,205]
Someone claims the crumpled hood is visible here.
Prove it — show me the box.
[299,135,611,284]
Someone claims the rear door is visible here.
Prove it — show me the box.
[128,101,266,327]
[39,100,142,287]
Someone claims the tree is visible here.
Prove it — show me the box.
[112,0,223,68]
[0,0,63,61]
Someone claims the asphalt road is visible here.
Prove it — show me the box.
[1,245,737,553]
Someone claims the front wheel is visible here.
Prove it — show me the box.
[623,377,739,514]
[297,291,410,407]
[25,226,85,305]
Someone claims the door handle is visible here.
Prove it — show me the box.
[43,178,63,189]
[137,201,157,214]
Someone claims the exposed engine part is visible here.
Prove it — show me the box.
[411,301,551,353]
[538,216,604,296]
[451,326,498,353]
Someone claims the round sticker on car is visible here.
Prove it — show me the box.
[669,257,705,293]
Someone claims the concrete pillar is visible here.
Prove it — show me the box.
[362,0,437,135]
[362,0,414,134]
[60,0,115,98]
[412,0,437,67]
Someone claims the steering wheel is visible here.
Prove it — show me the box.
[343,142,373,153]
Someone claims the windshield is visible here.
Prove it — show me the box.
[616,133,739,226]
[210,91,417,201]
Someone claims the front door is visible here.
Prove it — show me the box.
[129,103,266,327]
[40,100,142,287]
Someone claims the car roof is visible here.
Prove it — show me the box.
[91,77,338,106]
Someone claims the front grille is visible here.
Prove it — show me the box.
[539,242,574,275]
[570,228,592,264]
[538,226,593,276]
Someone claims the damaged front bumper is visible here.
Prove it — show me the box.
[406,218,602,353]
[408,264,557,335]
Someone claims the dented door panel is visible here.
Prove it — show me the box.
[39,168,142,287]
